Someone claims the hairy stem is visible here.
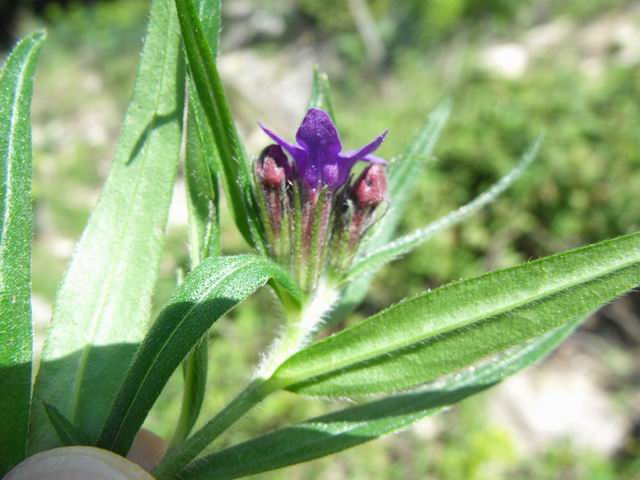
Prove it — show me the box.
[156,283,339,479]
[256,281,340,379]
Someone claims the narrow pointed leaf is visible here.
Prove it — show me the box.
[177,0,222,446]
[175,0,262,248]
[330,101,450,321]
[307,67,336,123]
[184,0,222,264]
[271,232,640,396]
[43,401,89,446]
[183,317,584,479]
[186,105,220,263]
[30,0,184,452]
[97,255,302,455]
[366,99,452,252]
[344,139,540,282]
[0,31,44,474]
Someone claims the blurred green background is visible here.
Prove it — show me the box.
[3,0,640,478]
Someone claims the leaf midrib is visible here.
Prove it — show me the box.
[279,246,639,385]
[0,37,39,250]
[68,10,176,423]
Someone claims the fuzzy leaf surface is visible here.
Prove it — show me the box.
[183,317,583,479]
[97,255,301,455]
[0,31,44,474]
[30,0,183,451]
[185,0,221,264]
[175,0,261,249]
[272,232,640,396]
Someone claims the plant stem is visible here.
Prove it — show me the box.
[156,283,339,479]
[256,281,339,379]
[154,379,271,480]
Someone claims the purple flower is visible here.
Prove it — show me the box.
[259,108,387,190]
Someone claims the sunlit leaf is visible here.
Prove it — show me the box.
[0,30,45,474]
[175,0,263,249]
[331,101,450,321]
[97,255,302,455]
[185,0,221,265]
[183,317,584,479]
[176,0,222,444]
[344,138,540,283]
[30,0,184,452]
[271,232,640,396]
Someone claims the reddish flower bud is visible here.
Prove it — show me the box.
[351,164,387,208]
[256,145,291,188]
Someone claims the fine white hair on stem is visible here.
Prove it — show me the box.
[255,281,340,379]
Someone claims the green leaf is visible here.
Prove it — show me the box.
[97,255,302,455]
[186,103,220,264]
[344,138,541,283]
[175,0,262,249]
[185,0,222,265]
[182,317,584,479]
[43,401,89,447]
[0,30,44,474]
[177,0,222,447]
[270,232,640,396]
[172,339,209,448]
[330,101,450,321]
[307,67,336,122]
[29,0,184,452]
[368,99,452,253]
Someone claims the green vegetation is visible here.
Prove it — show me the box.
[10,0,639,478]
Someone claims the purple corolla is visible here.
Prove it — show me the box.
[259,108,387,190]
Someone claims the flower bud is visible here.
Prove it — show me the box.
[351,164,387,208]
[253,145,292,261]
[254,111,390,289]
[329,164,388,271]
[256,145,291,188]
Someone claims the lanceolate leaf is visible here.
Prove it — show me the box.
[178,0,222,445]
[270,232,640,396]
[185,0,221,264]
[182,317,584,479]
[30,0,184,452]
[366,99,452,254]
[175,0,263,249]
[97,255,302,455]
[0,31,44,474]
[186,103,220,264]
[330,101,450,321]
[344,139,541,283]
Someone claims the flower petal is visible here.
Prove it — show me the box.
[363,154,387,164]
[322,156,358,189]
[295,108,342,155]
[259,123,306,159]
[340,130,388,161]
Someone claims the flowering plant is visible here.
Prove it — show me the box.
[1,0,639,478]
